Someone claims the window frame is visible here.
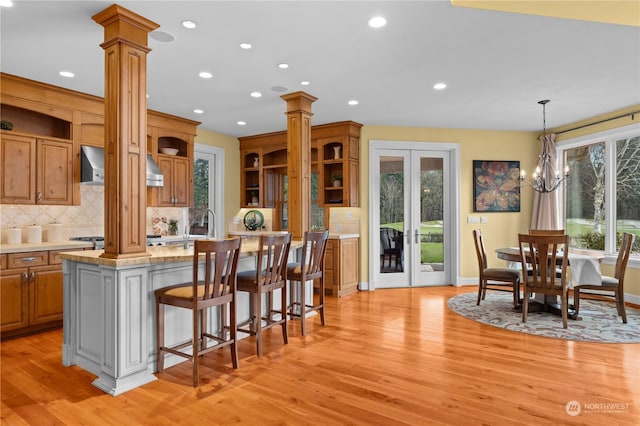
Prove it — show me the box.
[556,122,640,268]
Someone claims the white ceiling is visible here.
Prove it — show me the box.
[1,1,639,138]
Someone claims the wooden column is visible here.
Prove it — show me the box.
[281,92,317,240]
[92,5,159,259]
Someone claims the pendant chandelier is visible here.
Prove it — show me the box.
[519,99,569,193]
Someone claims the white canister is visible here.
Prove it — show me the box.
[47,223,63,242]
[7,228,22,244]
[26,225,42,244]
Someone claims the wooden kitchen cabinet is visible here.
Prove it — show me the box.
[0,133,73,205]
[155,154,190,207]
[0,250,67,339]
[325,237,359,297]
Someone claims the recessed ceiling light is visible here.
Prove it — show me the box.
[199,71,213,79]
[278,63,289,69]
[59,71,74,78]
[433,82,447,90]
[237,121,247,126]
[368,16,387,28]
[181,20,197,29]
[193,109,204,114]
[348,100,359,106]
[240,43,252,50]
[250,92,262,98]
[300,81,310,86]
[0,0,14,7]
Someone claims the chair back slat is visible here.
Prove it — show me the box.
[193,238,242,301]
[518,233,569,291]
[301,230,329,275]
[615,233,635,280]
[472,229,489,270]
[256,233,292,287]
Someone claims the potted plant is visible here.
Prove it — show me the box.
[330,172,342,187]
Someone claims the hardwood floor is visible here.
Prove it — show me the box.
[1,286,638,425]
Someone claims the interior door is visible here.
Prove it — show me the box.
[371,142,458,288]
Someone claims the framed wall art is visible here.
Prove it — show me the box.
[473,160,520,212]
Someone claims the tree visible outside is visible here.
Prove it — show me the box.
[380,161,444,265]
[565,136,640,252]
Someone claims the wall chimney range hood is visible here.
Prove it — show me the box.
[80,146,164,187]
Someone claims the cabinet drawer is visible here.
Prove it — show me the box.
[7,251,48,268]
[49,249,75,265]
[0,254,6,270]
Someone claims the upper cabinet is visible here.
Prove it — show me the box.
[0,73,199,206]
[146,115,198,207]
[1,132,74,206]
[238,121,361,210]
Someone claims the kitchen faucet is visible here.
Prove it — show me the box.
[199,208,217,239]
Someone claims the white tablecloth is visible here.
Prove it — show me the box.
[567,252,602,286]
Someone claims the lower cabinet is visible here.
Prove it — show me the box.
[0,250,69,339]
[325,237,359,297]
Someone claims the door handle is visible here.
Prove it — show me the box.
[415,229,419,244]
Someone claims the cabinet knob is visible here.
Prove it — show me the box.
[22,272,28,284]
[29,271,35,282]
[37,191,43,201]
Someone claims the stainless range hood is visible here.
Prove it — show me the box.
[81,146,164,187]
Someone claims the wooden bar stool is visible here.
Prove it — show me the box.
[237,233,292,357]
[287,230,329,336]
[155,238,242,387]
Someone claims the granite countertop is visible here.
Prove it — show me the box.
[59,239,304,267]
[328,233,359,239]
[0,241,94,255]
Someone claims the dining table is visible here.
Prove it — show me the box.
[494,247,605,319]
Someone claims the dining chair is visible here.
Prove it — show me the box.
[529,229,565,235]
[287,230,329,336]
[380,227,403,270]
[518,233,570,328]
[573,232,635,324]
[155,238,242,387]
[528,229,565,277]
[237,233,292,357]
[472,229,521,308]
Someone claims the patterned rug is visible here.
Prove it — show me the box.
[447,292,640,343]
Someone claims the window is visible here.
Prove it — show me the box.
[557,124,640,255]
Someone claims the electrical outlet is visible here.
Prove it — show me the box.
[346,211,353,219]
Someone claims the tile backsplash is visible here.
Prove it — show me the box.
[0,185,184,243]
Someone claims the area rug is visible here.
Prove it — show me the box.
[447,292,640,343]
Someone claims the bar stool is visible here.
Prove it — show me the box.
[287,230,329,336]
[155,238,242,387]
[237,233,292,357]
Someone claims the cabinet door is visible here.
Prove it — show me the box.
[155,155,175,206]
[172,156,190,206]
[0,133,36,204]
[0,267,29,332]
[29,265,63,325]
[37,138,74,205]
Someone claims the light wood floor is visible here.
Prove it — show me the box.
[2,286,638,425]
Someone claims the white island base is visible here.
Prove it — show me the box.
[61,241,302,396]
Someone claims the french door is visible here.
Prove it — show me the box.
[370,141,459,288]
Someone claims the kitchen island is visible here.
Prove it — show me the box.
[60,239,301,396]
